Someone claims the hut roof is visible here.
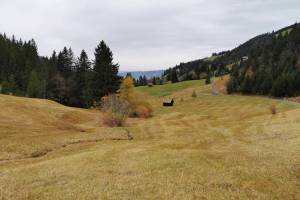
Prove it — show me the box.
[163,99,173,103]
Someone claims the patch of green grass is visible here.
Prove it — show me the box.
[136,80,205,97]
[226,61,240,70]
[203,55,219,61]
[276,28,293,38]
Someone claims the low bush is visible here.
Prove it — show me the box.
[134,105,151,118]
[192,89,197,98]
[131,102,153,118]
[102,110,127,127]
[269,104,277,115]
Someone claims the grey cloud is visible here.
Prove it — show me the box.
[0,0,299,71]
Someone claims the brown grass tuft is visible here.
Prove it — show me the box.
[269,104,277,115]
[102,111,127,127]
[30,150,49,158]
[192,89,197,98]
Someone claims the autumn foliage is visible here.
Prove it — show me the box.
[101,76,152,126]
[119,76,152,118]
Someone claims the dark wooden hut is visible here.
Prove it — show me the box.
[163,99,174,107]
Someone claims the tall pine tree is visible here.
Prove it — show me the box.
[171,69,179,83]
[27,70,44,98]
[93,41,120,100]
[75,50,93,107]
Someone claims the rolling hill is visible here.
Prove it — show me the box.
[1,81,299,199]
[0,94,130,161]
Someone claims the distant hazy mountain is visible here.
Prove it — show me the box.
[119,70,164,79]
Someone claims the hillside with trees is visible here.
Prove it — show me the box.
[1,23,300,107]
[0,34,120,107]
[227,23,300,97]
[164,23,300,98]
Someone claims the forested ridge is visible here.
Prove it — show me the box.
[227,23,300,97]
[165,23,300,97]
[0,34,120,107]
[1,23,300,107]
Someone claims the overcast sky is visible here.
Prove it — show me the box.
[0,0,299,71]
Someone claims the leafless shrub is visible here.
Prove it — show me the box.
[101,94,129,127]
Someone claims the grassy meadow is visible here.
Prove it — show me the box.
[0,81,300,199]
[136,79,206,96]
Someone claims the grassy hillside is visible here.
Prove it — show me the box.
[0,95,130,161]
[136,79,206,97]
[0,84,300,199]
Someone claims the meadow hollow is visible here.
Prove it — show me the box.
[1,1,300,199]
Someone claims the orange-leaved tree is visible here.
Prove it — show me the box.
[119,76,152,118]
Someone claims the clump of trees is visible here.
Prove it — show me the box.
[163,56,229,83]
[101,75,152,126]
[119,75,152,118]
[0,34,120,108]
[134,75,163,87]
[134,75,148,86]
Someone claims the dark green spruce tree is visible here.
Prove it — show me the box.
[75,50,93,107]
[1,75,18,95]
[27,70,44,98]
[171,69,179,83]
[92,41,120,101]
[205,70,211,85]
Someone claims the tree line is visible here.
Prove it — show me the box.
[0,34,120,108]
[163,55,229,83]
[133,75,163,86]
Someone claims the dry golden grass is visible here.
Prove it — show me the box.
[0,83,300,199]
[0,95,130,162]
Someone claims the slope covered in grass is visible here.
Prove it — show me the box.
[0,85,300,199]
[0,95,130,161]
[136,79,206,97]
